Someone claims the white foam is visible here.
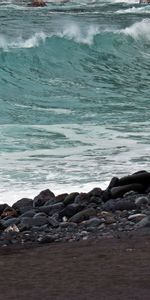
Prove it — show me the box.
[0,32,46,50]
[121,19,150,40]
[57,23,100,45]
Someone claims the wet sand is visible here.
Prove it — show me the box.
[0,234,150,300]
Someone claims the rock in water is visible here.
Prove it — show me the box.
[32,0,47,6]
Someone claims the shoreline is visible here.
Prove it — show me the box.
[0,170,150,247]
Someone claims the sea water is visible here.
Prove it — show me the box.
[0,0,150,204]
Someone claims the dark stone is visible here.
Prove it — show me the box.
[107,177,120,190]
[135,216,150,228]
[32,216,48,226]
[74,193,90,205]
[69,208,96,223]
[33,189,55,207]
[103,199,136,212]
[0,204,8,215]
[59,204,83,219]
[48,216,59,228]
[0,218,19,228]
[117,171,150,190]
[21,210,36,218]
[1,207,18,218]
[63,192,79,206]
[110,183,144,198]
[36,202,64,216]
[102,189,111,202]
[87,187,103,197]
[38,235,56,244]
[12,198,33,214]
[84,217,102,228]
[55,193,68,203]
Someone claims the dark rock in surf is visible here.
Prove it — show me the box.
[33,189,55,207]
[12,198,33,214]
[110,183,144,198]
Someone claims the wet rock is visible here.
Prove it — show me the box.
[12,198,33,214]
[110,183,144,199]
[21,210,36,218]
[33,189,55,207]
[37,202,64,216]
[0,217,19,228]
[63,192,79,206]
[33,214,48,226]
[69,208,96,223]
[74,193,90,205]
[59,203,83,220]
[87,187,103,198]
[117,171,150,190]
[55,193,68,203]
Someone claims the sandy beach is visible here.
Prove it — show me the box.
[0,233,150,300]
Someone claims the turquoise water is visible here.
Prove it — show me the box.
[0,0,150,204]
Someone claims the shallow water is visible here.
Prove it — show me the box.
[0,0,150,204]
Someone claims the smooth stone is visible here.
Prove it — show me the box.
[84,217,102,228]
[117,171,150,189]
[12,198,33,214]
[87,187,103,197]
[74,193,90,205]
[128,213,146,222]
[32,216,48,226]
[59,204,83,219]
[69,208,96,223]
[19,217,34,230]
[33,212,47,218]
[135,196,149,206]
[135,216,150,228]
[33,189,55,207]
[63,192,79,206]
[103,199,136,212]
[21,210,36,218]
[110,183,144,198]
[37,202,64,216]
[0,217,18,228]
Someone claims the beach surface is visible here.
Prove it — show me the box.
[0,233,150,300]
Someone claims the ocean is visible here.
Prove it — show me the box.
[0,0,149,204]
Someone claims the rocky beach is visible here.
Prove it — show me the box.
[1,170,150,247]
[1,170,150,299]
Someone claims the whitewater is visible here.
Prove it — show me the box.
[0,0,150,204]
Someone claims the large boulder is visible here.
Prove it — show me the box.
[32,0,47,7]
[12,198,33,214]
[33,189,55,207]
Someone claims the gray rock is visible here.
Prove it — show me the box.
[69,208,96,223]
[37,202,64,216]
[135,216,150,228]
[135,196,149,206]
[21,210,36,218]
[0,217,19,228]
[74,193,89,205]
[0,204,8,215]
[38,234,56,244]
[48,216,59,228]
[84,217,102,228]
[32,215,48,226]
[59,203,83,219]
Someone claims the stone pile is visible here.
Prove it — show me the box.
[0,170,150,247]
